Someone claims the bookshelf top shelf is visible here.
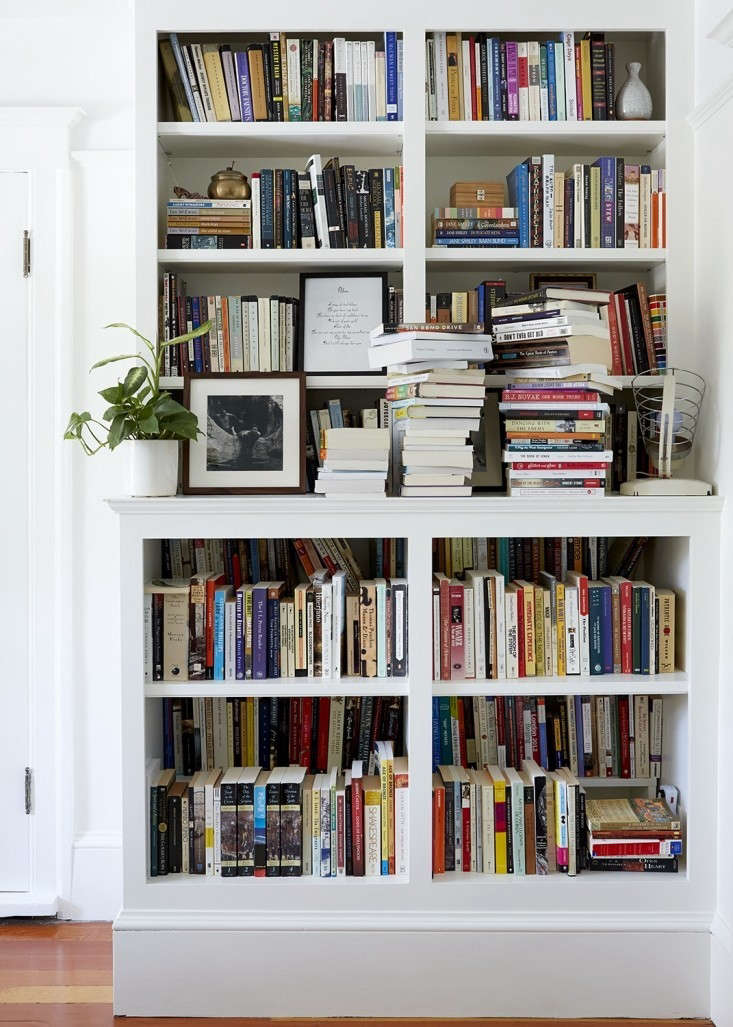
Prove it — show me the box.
[158,121,405,158]
[425,120,667,157]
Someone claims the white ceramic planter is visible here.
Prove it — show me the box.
[129,440,179,497]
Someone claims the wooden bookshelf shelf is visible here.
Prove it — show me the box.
[425,120,668,156]
[158,120,405,157]
[145,677,409,698]
[432,672,689,697]
[158,248,404,272]
[425,247,667,272]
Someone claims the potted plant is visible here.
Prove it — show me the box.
[64,320,210,497]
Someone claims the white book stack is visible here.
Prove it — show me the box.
[369,323,490,496]
[315,427,390,497]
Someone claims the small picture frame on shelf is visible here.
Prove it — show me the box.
[529,271,598,291]
[182,373,306,494]
[470,393,504,491]
[298,271,388,374]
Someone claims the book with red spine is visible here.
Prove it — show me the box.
[461,774,471,871]
[618,695,631,777]
[299,696,313,769]
[514,583,526,678]
[432,772,445,875]
[515,696,525,763]
[605,292,624,374]
[350,763,365,876]
[436,573,451,681]
[448,580,465,680]
[618,578,633,674]
[205,572,226,677]
[614,293,635,373]
[574,43,583,119]
[496,696,506,763]
[316,697,330,771]
[288,699,300,765]
[468,36,478,120]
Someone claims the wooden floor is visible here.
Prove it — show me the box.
[0,921,714,1026]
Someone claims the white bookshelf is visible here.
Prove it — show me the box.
[120,0,718,1018]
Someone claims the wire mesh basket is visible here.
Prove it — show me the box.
[631,368,705,479]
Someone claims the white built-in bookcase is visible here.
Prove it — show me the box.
[117,0,720,1017]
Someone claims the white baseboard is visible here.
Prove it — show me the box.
[0,893,58,917]
[61,831,121,921]
[115,925,710,1017]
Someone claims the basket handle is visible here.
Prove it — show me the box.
[659,372,676,478]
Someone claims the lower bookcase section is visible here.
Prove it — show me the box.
[113,921,710,1017]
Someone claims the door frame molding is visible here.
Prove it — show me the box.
[0,107,83,916]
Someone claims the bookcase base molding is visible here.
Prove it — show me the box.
[113,918,710,1016]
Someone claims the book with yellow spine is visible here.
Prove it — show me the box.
[375,740,395,875]
[555,581,566,676]
[487,765,507,874]
[363,775,382,876]
[202,44,232,121]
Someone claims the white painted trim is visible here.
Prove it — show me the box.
[688,71,733,130]
[115,907,714,934]
[0,894,58,918]
[712,912,733,953]
[0,107,84,130]
[74,830,123,850]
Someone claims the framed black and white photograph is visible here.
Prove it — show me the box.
[183,373,306,494]
[298,271,388,374]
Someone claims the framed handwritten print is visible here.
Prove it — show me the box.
[298,271,388,374]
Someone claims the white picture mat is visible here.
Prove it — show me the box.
[302,276,384,372]
[187,377,301,488]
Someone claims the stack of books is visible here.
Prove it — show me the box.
[426,31,617,122]
[488,286,613,372]
[369,322,492,496]
[166,197,251,250]
[159,32,402,124]
[499,380,613,497]
[505,156,666,249]
[431,207,519,247]
[585,797,681,873]
[315,428,390,497]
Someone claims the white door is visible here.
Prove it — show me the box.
[0,172,31,891]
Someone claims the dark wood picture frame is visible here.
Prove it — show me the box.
[182,372,307,495]
[297,270,389,375]
[529,271,598,291]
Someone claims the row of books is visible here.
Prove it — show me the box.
[499,378,611,496]
[433,693,663,779]
[426,31,618,122]
[503,158,666,250]
[145,574,408,682]
[160,33,402,124]
[425,280,506,332]
[315,428,391,497]
[432,535,647,586]
[150,744,408,878]
[432,569,676,679]
[161,695,406,777]
[161,275,299,376]
[165,157,404,250]
[159,536,406,590]
[433,768,680,876]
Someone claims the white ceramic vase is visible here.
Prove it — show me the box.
[129,440,179,497]
[616,62,653,120]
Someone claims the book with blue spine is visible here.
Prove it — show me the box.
[593,157,616,248]
[538,697,549,768]
[266,583,284,678]
[169,34,200,121]
[588,583,604,675]
[213,584,231,680]
[432,697,441,771]
[252,582,269,680]
[282,169,292,249]
[253,770,268,876]
[506,161,530,248]
[384,167,396,248]
[491,37,502,120]
[249,540,260,584]
[639,585,651,674]
[486,39,495,119]
[190,296,205,372]
[258,700,271,768]
[546,41,557,119]
[385,32,398,120]
[438,696,452,764]
[235,49,254,121]
[259,169,275,248]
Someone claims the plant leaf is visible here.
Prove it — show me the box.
[123,366,148,396]
[138,414,159,435]
[153,394,190,417]
[107,413,127,451]
[90,353,144,371]
[102,404,127,421]
[161,320,212,348]
[99,384,125,404]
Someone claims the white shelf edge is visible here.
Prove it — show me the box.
[425,120,667,134]
[146,677,408,698]
[158,248,404,269]
[432,672,688,696]
[425,246,667,264]
[144,874,408,886]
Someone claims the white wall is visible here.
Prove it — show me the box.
[693,2,733,1022]
[0,0,135,918]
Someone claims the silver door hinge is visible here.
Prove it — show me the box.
[23,230,30,277]
[24,767,32,814]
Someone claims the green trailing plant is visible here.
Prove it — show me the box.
[64,321,210,454]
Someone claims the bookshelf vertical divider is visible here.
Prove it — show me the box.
[118,0,720,1017]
